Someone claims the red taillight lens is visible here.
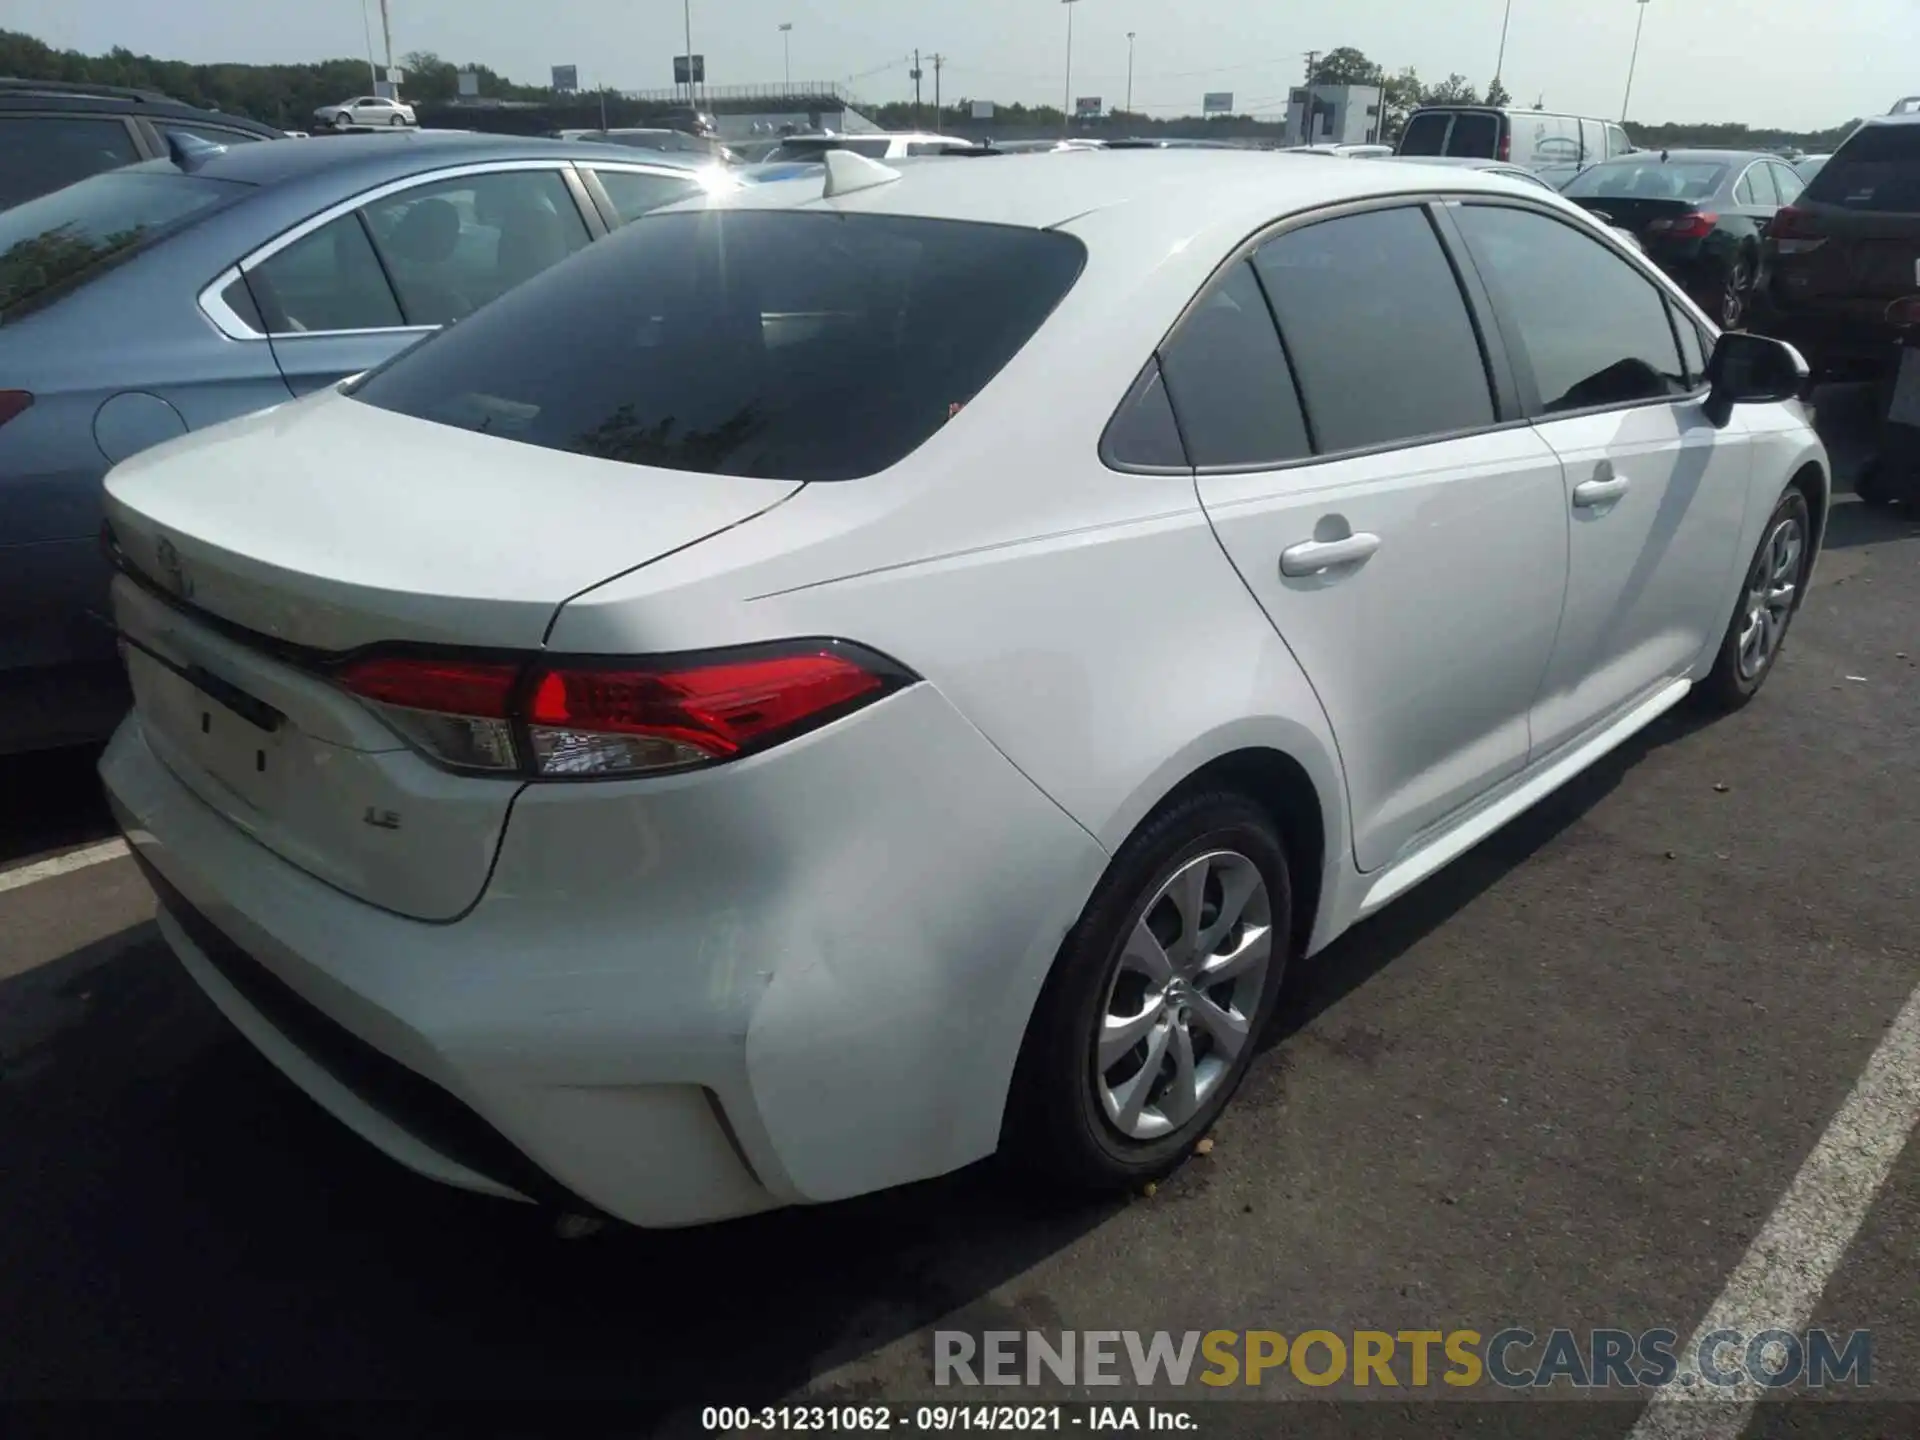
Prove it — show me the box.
[1766,205,1827,254]
[333,642,910,778]
[336,655,522,771]
[0,390,34,427]
[528,649,892,777]
[1497,131,1511,162]
[1648,211,1718,240]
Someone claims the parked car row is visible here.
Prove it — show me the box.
[60,137,1825,1231]
[1752,101,1920,506]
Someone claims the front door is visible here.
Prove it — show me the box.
[1448,201,1755,757]
[1184,205,1570,873]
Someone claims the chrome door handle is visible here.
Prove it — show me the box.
[1573,476,1632,507]
[1280,532,1382,577]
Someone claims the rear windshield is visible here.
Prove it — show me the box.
[1446,112,1500,159]
[0,167,243,318]
[349,210,1086,482]
[1803,125,1920,212]
[766,137,890,161]
[1563,159,1726,201]
[1398,111,1499,159]
[1397,112,1450,156]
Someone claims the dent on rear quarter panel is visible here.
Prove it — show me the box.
[742,685,1108,1201]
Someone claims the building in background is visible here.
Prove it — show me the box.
[1285,83,1382,146]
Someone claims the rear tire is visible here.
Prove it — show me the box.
[1001,791,1290,1192]
[389,113,405,127]
[1699,486,1812,711]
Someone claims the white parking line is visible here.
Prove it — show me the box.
[1630,981,1920,1439]
[0,839,130,896]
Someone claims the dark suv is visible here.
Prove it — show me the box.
[0,77,282,209]
[1756,109,1920,379]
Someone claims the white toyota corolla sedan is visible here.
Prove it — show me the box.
[99,149,1827,1229]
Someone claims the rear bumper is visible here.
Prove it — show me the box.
[102,682,1106,1228]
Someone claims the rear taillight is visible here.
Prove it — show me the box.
[1648,211,1719,240]
[1766,205,1827,254]
[336,655,522,772]
[0,391,33,427]
[1497,131,1510,162]
[335,641,913,779]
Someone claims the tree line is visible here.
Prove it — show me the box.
[0,29,1866,151]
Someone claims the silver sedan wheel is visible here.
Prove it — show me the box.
[1737,513,1804,681]
[1093,850,1273,1141]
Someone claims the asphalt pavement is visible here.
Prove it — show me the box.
[0,388,1914,1436]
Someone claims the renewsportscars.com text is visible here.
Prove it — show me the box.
[933,1328,1872,1391]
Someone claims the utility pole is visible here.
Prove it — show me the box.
[1494,0,1515,92]
[1621,0,1651,122]
[683,0,695,107]
[360,0,379,90]
[377,0,394,91]
[1303,50,1319,144]
[911,49,923,129]
[780,22,793,91]
[930,54,945,125]
[1061,0,1081,136]
[1125,31,1135,115]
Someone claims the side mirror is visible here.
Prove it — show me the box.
[1703,331,1811,427]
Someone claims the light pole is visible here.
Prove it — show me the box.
[1061,0,1081,135]
[683,0,695,107]
[1494,0,1514,92]
[779,22,792,90]
[359,0,378,89]
[1125,31,1135,115]
[1621,0,1651,122]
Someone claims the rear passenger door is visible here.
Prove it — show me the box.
[1448,201,1752,754]
[1189,203,1570,874]
[231,163,597,395]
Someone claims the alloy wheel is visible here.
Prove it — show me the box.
[1722,261,1750,330]
[1093,850,1273,1141]
[1737,513,1804,681]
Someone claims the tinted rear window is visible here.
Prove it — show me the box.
[0,167,243,317]
[350,210,1085,482]
[1563,159,1726,201]
[0,115,141,209]
[1804,125,1920,211]
[1446,113,1500,159]
[1398,112,1449,157]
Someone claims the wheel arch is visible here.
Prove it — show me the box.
[1152,747,1329,963]
[1787,456,1830,562]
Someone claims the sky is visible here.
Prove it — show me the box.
[11,0,1916,131]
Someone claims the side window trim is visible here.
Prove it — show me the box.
[1098,356,1194,474]
[1662,296,1712,393]
[199,264,267,338]
[1114,194,1539,479]
[199,161,590,340]
[1449,198,1696,423]
[1243,258,1320,455]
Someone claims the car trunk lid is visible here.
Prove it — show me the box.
[103,386,799,920]
[1568,196,1702,237]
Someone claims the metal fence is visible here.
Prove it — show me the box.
[620,81,855,105]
